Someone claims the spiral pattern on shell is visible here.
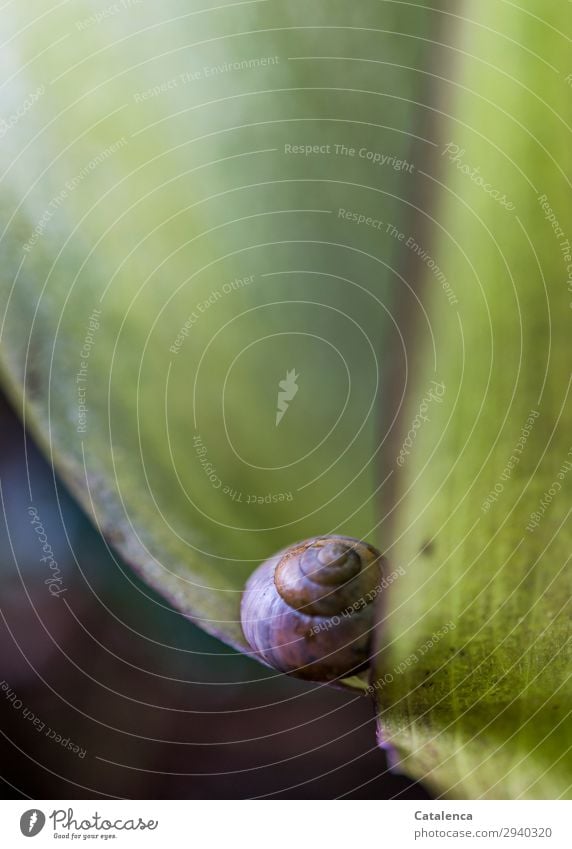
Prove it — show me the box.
[240,535,384,681]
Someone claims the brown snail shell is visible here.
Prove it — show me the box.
[240,535,384,681]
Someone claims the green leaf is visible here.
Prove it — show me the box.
[4,0,570,798]
[372,2,572,798]
[0,1,433,654]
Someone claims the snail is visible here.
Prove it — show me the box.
[240,535,384,681]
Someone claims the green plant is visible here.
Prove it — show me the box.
[1,0,570,798]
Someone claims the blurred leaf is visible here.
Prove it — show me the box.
[0,1,434,654]
[4,0,570,800]
[373,2,572,798]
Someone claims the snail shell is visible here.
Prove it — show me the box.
[240,535,384,681]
